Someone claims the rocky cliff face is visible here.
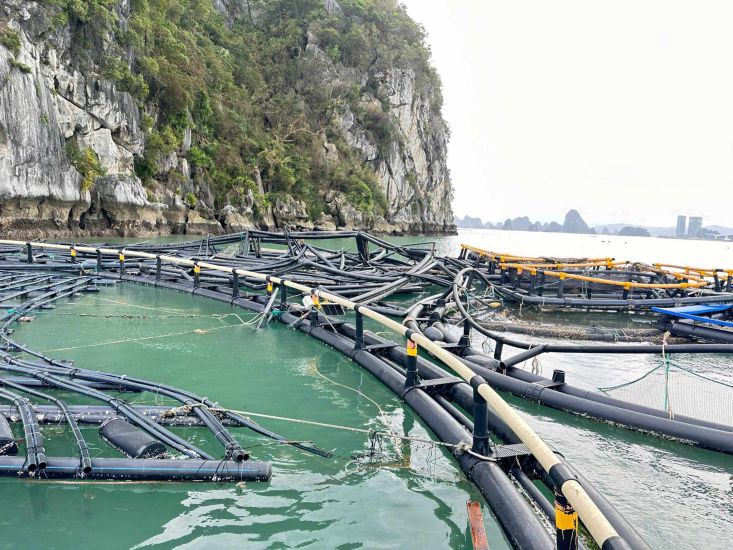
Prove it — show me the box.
[0,1,170,237]
[0,0,454,238]
[329,62,452,234]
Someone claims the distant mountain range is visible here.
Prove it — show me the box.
[455,209,595,234]
[454,211,733,239]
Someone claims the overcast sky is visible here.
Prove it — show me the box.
[400,0,733,228]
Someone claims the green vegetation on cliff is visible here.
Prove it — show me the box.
[49,0,442,221]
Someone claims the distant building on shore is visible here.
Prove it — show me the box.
[675,215,687,238]
[688,216,703,238]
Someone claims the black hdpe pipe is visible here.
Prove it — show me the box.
[511,465,556,523]
[3,376,143,392]
[5,244,651,546]
[493,286,733,309]
[0,389,46,472]
[500,364,733,433]
[434,394,586,550]
[281,307,652,549]
[3,270,262,470]
[18,348,330,460]
[664,320,733,344]
[468,359,733,453]
[0,404,243,427]
[454,269,733,355]
[0,456,271,481]
[333,314,648,549]
[0,404,208,426]
[422,329,733,454]
[1,357,253,461]
[414,319,731,435]
[89,276,337,457]
[37,369,249,462]
[278,310,554,550]
[410,308,733,460]
[0,379,92,474]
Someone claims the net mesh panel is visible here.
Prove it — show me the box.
[599,360,733,427]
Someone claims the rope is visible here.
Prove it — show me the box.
[79,297,188,314]
[42,323,245,352]
[160,395,468,454]
[597,363,665,392]
[311,362,388,422]
[57,312,249,321]
[208,406,463,450]
[530,355,542,375]
[156,361,477,458]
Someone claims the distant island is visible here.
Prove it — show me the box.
[454,210,733,241]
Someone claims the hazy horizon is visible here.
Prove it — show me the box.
[455,210,732,230]
[401,0,733,227]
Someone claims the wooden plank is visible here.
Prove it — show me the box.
[466,501,489,550]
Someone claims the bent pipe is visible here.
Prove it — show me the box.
[0,281,258,463]
[0,362,214,461]
[0,291,217,461]
[1,358,278,462]
[0,389,45,472]
[0,378,92,474]
[0,292,220,459]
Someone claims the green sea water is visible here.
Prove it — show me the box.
[1,284,507,549]
[0,229,731,549]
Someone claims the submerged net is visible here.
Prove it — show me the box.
[598,358,733,427]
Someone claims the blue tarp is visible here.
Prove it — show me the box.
[652,304,733,327]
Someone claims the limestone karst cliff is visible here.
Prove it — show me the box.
[0,0,454,237]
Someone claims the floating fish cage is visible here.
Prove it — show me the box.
[459,244,733,310]
[0,231,731,550]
